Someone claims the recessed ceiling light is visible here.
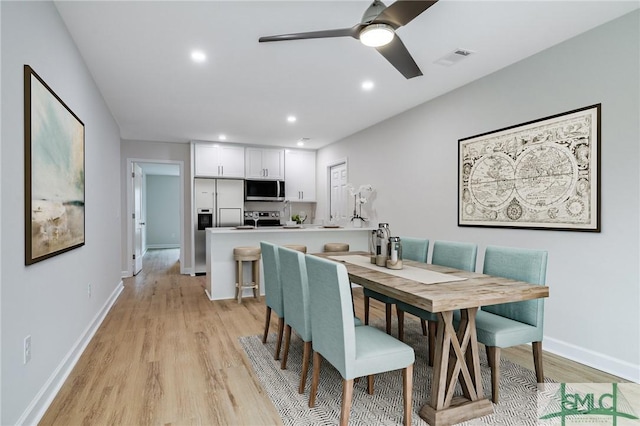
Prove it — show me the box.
[297,141,304,147]
[219,134,227,141]
[191,50,206,63]
[362,80,374,90]
[287,115,297,123]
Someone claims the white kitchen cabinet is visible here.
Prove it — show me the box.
[285,149,316,202]
[194,142,244,178]
[245,148,284,179]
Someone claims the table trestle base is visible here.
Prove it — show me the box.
[419,397,493,426]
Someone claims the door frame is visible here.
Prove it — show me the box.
[326,157,348,223]
[125,158,185,276]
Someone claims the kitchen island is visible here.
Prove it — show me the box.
[205,226,373,300]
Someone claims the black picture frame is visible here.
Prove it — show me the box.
[458,104,601,232]
[24,65,86,264]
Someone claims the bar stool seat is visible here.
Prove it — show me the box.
[233,246,261,303]
[323,242,349,252]
[284,244,307,253]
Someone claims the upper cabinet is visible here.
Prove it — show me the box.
[245,148,284,180]
[194,142,245,178]
[285,149,316,202]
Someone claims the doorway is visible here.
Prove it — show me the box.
[126,159,185,276]
[328,161,348,224]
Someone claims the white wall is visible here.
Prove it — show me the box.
[1,1,122,424]
[317,11,640,381]
[146,175,181,248]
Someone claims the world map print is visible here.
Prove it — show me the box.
[459,105,600,231]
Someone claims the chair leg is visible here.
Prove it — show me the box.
[403,364,413,426]
[421,319,428,336]
[367,375,374,395]
[385,303,392,335]
[262,306,272,343]
[364,295,370,325]
[532,341,544,383]
[252,259,260,298]
[299,341,312,394]
[309,352,321,407]
[340,379,354,426]
[486,346,500,403]
[281,325,291,369]
[397,309,405,341]
[274,317,284,360]
[485,345,492,367]
[235,260,242,303]
[427,320,437,367]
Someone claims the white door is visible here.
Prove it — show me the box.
[133,163,144,275]
[329,162,348,223]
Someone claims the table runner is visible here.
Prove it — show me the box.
[328,254,467,285]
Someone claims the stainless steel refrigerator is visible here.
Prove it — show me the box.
[194,178,244,273]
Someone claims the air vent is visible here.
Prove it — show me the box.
[434,48,475,67]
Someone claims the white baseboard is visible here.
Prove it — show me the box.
[544,336,640,383]
[146,244,180,249]
[18,281,124,425]
[205,288,214,300]
[121,270,131,279]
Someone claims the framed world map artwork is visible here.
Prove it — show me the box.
[458,104,600,232]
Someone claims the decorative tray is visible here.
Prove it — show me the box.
[322,225,342,229]
[282,225,302,229]
[235,225,255,230]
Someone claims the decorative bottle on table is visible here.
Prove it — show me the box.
[386,237,403,270]
[375,223,391,267]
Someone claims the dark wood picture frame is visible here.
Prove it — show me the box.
[458,104,601,232]
[24,65,85,264]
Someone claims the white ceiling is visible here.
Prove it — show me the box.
[54,1,638,150]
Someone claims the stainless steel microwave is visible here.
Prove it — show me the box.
[245,179,285,201]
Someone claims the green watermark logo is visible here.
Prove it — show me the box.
[539,383,639,425]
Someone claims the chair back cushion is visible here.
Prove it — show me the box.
[431,240,478,272]
[260,241,284,317]
[278,246,311,342]
[305,255,356,378]
[482,245,548,327]
[399,237,429,262]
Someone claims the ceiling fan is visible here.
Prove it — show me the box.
[258,0,438,79]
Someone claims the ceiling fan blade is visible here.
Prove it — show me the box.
[375,35,422,79]
[259,25,362,43]
[374,0,438,28]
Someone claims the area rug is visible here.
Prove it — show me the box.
[239,320,553,425]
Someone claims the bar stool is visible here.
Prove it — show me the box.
[284,244,307,253]
[233,246,261,303]
[323,242,349,252]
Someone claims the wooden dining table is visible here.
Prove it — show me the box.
[317,251,549,426]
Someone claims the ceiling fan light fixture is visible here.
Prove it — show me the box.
[359,24,394,47]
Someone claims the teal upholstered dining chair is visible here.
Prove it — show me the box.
[260,241,285,360]
[396,240,478,366]
[277,246,312,393]
[363,237,429,335]
[305,255,415,426]
[477,245,548,403]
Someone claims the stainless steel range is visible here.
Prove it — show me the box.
[244,210,281,227]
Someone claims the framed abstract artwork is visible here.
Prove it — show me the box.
[458,104,601,232]
[24,65,85,264]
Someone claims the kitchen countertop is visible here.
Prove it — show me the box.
[207,225,375,234]
[204,225,372,300]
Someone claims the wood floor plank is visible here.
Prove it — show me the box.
[39,249,626,426]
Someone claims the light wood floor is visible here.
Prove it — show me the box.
[40,249,625,425]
